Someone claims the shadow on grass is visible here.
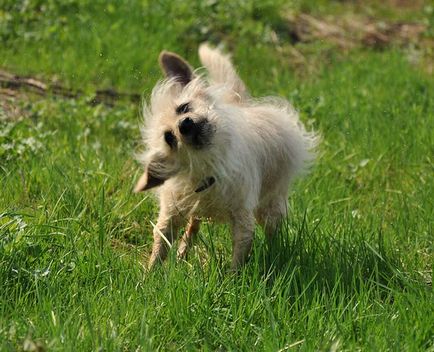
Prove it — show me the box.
[246,214,415,300]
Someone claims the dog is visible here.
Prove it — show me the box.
[134,44,318,270]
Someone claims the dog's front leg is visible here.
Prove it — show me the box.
[177,217,200,260]
[230,210,255,270]
[148,212,182,268]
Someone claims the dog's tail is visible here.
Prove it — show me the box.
[198,43,248,102]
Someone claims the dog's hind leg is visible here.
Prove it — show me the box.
[177,217,200,260]
[230,210,255,270]
[148,212,183,269]
[257,197,288,239]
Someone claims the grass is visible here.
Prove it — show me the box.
[1,0,433,350]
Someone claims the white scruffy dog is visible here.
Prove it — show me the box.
[135,44,318,270]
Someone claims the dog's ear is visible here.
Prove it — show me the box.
[134,153,179,192]
[134,169,165,193]
[159,51,193,86]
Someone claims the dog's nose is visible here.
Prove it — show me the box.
[178,117,195,135]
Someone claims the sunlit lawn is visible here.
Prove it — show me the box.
[1,1,433,350]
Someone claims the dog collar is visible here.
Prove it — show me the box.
[195,176,216,193]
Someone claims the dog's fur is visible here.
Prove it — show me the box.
[135,44,318,269]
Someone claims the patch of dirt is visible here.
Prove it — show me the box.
[278,12,433,75]
[377,0,425,9]
[0,69,141,108]
[0,89,29,120]
[286,13,428,50]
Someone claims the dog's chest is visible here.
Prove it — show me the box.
[172,185,232,221]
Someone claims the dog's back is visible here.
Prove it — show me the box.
[199,45,317,204]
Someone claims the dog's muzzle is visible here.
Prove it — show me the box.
[178,117,196,135]
[178,117,213,148]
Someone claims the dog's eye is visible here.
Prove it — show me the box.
[176,102,191,115]
[164,131,177,149]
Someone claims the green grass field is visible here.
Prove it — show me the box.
[1,1,433,350]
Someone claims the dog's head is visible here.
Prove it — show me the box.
[134,51,219,193]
